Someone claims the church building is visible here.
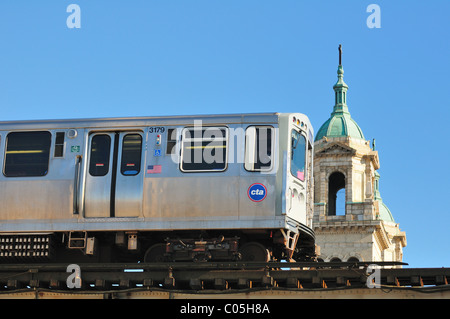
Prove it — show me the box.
[312,46,406,264]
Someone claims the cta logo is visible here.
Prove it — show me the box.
[248,183,267,202]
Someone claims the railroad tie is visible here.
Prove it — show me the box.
[336,276,351,287]
[312,276,327,289]
[410,276,423,287]
[214,278,228,290]
[386,276,400,287]
[286,277,302,289]
[237,278,252,289]
[189,279,203,290]
[436,275,448,286]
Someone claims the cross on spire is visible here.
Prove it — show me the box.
[332,44,349,115]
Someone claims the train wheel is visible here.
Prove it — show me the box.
[143,243,167,262]
[239,242,270,262]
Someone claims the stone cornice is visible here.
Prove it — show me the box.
[314,220,382,233]
[314,141,356,158]
[363,150,380,170]
[374,223,391,250]
[394,231,407,247]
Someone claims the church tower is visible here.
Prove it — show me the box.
[312,45,406,264]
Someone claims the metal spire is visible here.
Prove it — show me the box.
[338,44,342,65]
[332,44,349,115]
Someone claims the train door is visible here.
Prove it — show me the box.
[286,128,307,224]
[84,131,144,218]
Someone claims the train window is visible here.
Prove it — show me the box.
[181,127,227,172]
[120,134,142,176]
[244,126,273,171]
[4,131,51,177]
[54,132,65,157]
[166,128,177,155]
[291,130,306,181]
[89,134,111,177]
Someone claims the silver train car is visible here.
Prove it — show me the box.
[0,112,315,263]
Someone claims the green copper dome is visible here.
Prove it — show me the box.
[316,113,365,141]
[378,201,394,223]
[315,63,365,141]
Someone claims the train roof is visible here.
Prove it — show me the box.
[0,112,310,130]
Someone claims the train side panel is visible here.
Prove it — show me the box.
[142,123,278,224]
[0,128,86,224]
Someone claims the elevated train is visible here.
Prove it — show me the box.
[0,112,316,263]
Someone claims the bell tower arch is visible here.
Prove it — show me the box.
[328,171,346,216]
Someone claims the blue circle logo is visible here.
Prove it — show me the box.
[248,183,267,202]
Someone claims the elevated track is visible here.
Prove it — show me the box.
[0,261,449,299]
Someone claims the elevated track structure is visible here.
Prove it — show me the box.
[0,262,448,299]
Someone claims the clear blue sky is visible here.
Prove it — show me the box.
[0,1,448,268]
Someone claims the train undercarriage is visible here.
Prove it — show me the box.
[0,229,317,264]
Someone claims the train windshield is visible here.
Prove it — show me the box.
[291,130,306,181]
